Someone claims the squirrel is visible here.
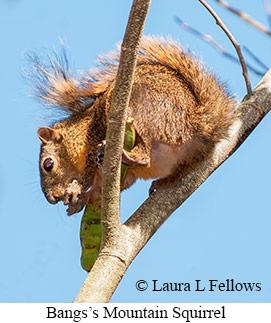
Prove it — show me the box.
[33,36,238,215]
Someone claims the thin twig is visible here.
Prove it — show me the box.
[242,46,268,72]
[215,0,271,37]
[264,0,271,32]
[198,0,252,95]
[175,17,265,77]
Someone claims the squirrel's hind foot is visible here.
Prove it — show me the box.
[96,140,149,168]
[149,178,170,195]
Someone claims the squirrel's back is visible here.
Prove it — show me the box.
[31,36,237,143]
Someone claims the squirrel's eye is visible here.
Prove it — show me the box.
[43,158,54,172]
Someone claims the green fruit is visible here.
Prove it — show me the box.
[80,118,136,272]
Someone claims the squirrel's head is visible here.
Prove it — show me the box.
[37,126,96,209]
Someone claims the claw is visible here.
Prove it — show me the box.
[96,140,106,168]
[149,182,157,195]
[64,192,78,205]
[67,202,85,216]
[66,191,90,216]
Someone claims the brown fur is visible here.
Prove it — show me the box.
[35,36,239,215]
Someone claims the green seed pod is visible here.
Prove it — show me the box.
[80,118,136,272]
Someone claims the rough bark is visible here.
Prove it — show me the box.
[74,0,151,303]
[100,0,150,239]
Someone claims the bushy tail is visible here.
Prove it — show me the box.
[29,36,238,138]
[27,49,98,114]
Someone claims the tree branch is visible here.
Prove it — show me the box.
[100,0,150,238]
[74,0,271,304]
[215,0,271,36]
[75,68,271,302]
[73,0,150,303]
[264,0,271,32]
[174,16,266,76]
[198,0,252,95]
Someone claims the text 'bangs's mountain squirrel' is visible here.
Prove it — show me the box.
[32,37,238,215]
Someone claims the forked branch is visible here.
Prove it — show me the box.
[74,0,271,303]
[75,68,271,302]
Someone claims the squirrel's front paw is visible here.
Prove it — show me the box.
[63,180,88,215]
[63,179,82,205]
[66,191,89,216]
[66,194,87,216]
[67,203,83,216]
[96,140,106,168]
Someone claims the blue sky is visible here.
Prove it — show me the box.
[0,0,270,302]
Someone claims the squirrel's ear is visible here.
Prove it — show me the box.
[37,127,63,144]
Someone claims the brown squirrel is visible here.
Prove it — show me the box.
[34,36,238,215]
